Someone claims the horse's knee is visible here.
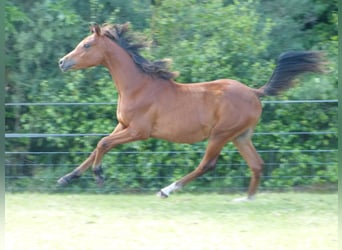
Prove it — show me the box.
[96,136,116,155]
[96,137,110,152]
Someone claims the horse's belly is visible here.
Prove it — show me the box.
[151,120,211,144]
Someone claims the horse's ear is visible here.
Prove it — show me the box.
[90,24,101,36]
[122,22,130,32]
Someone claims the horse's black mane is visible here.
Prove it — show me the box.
[99,23,178,80]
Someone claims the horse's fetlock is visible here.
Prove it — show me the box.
[93,166,103,176]
[93,166,105,187]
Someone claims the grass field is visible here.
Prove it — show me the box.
[5,192,337,250]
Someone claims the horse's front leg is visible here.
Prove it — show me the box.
[57,123,126,186]
[57,151,96,185]
[91,126,149,186]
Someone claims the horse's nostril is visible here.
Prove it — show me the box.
[59,59,64,66]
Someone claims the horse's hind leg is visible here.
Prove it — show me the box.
[233,131,264,201]
[157,136,226,197]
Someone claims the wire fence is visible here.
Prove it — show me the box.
[5,100,338,193]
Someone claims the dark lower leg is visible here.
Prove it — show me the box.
[92,148,108,187]
[57,170,81,186]
[57,151,96,186]
[93,165,104,187]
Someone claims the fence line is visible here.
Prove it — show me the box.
[5,149,337,155]
[4,131,337,138]
[4,99,338,106]
[5,99,337,138]
[5,100,338,193]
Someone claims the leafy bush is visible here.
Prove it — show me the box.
[5,0,337,193]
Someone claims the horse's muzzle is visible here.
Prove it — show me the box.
[59,57,75,72]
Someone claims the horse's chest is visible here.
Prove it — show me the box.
[116,101,150,126]
[116,105,133,126]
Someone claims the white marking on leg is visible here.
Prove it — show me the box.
[232,195,255,203]
[160,182,181,197]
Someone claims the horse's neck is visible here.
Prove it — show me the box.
[103,43,151,98]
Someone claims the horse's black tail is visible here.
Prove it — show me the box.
[255,51,326,97]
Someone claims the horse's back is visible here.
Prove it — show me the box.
[181,79,262,120]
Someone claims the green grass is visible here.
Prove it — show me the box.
[5,192,337,250]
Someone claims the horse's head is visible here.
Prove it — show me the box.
[59,24,105,72]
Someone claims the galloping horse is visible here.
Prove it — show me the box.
[58,23,324,200]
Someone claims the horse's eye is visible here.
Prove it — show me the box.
[83,43,91,49]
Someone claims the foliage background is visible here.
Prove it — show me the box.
[5,0,338,192]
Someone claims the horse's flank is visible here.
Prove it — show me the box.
[148,79,261,144]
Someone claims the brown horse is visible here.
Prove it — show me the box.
[58,23,324,200]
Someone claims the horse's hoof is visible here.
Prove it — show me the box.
[57,176,70,186]
[232,196,255,203]
[156,191,168,198]
[57,173,80,186]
